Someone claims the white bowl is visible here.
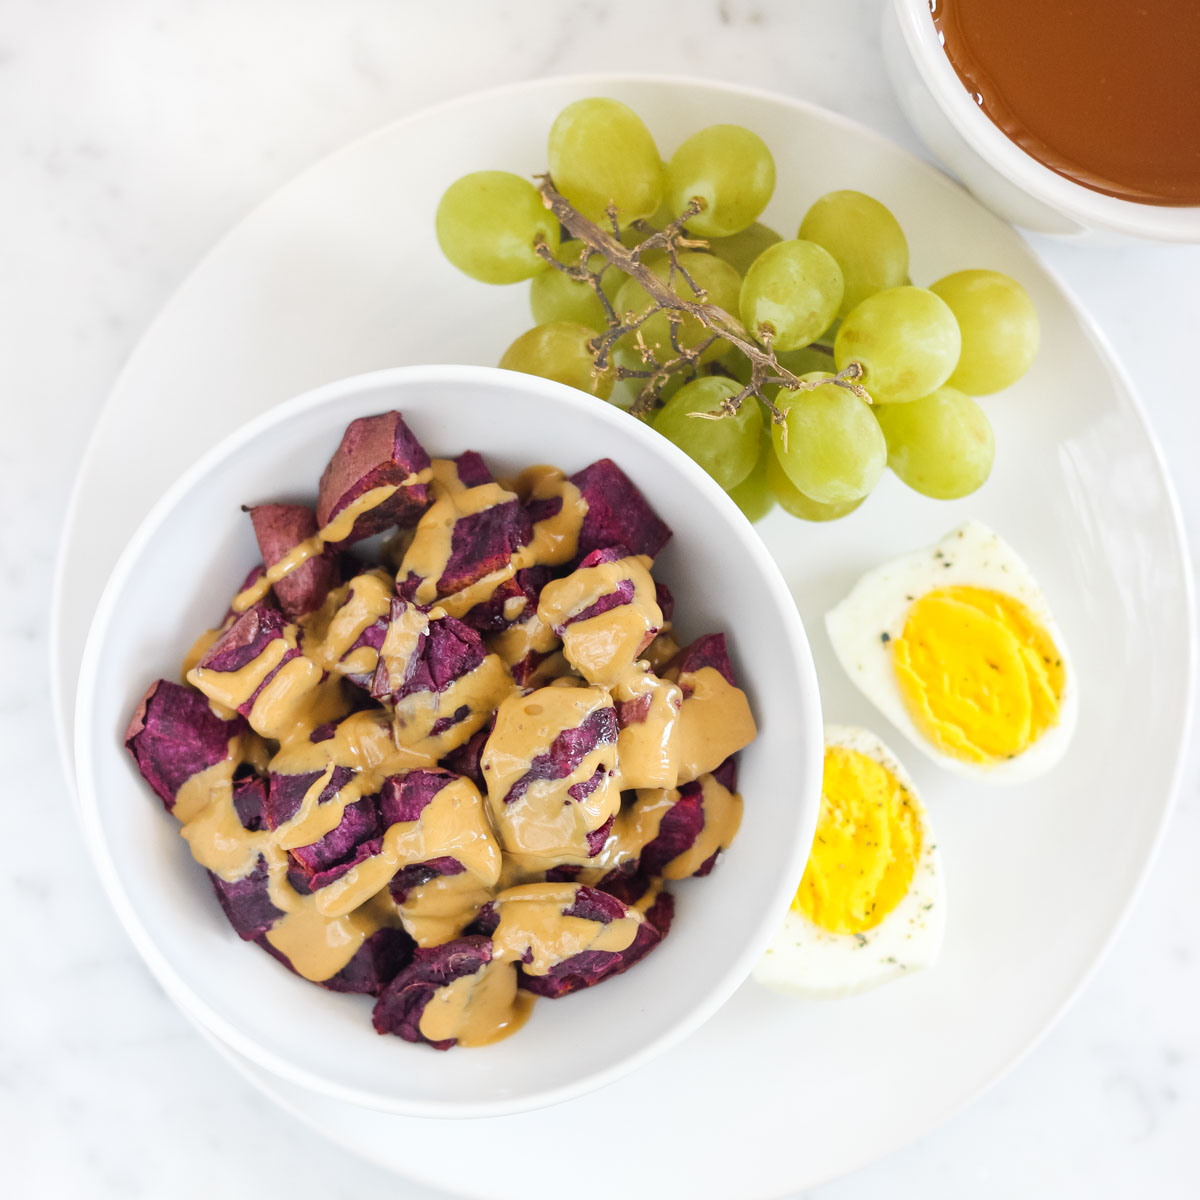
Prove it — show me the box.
[74,364,822,1118]
[882,0,1200,243]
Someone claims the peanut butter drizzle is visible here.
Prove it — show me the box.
[170,737,395,983]
[392,652,515,758]
[671,666,758,785]
[491,883,642,973]
[397,461,589,622]
[182,627,223,678]
[642,631,681,675]
[482,686,621,863]
[537,555,662,690]
[663,774,743,879]
[612,662,683,790]
[417,960,533,1048]
[231,482,421,613]
[490,610,559,671]
[391,871,496,948]
[314,776,502,918]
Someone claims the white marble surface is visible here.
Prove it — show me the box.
[4,1,1198,1195]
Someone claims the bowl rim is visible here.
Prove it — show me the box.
[73,362,824,1118]
[891,0,1200,241]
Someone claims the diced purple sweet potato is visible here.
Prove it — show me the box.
[438,721,492,791]
[372,936,495,1048]
[231,769,268,831]
[192,606,304,718]
[638,783,706,878]
[247,503,339,619]
[316,411,432,543]
[461,566,551,634]
[378,768,455,825]
[500,706,619,806]
[711,755,738,794]
[124,679,248,811]
[209,857,283,941]
[452,450,493,488]
[370,601,488,704]
[515,886,664,999]
[397,494,532,603]
[258,925,414,997]
[669,632,736,689]
[264,766,382,883]
[569,458,672,562]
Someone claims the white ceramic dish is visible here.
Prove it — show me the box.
[73,364,823,1119]
[54,76,1193,1194]
[883,0,1200,242]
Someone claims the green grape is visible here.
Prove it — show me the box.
[875,386,994,499]
[653,377,761,490]
[548,98,664,225]
[529,241,622,330]
[664,125,776,238]
[766,451,865,521]
[706,222,783,276]
[798,190,909,317]
[499,321,613,399]
[770,373,886,504]
[740,240,843,352]
[726,434,776,522]
[615,251,741,364]
[436,171,560,285]
[834,286,961,404]
[930,269,1039,394]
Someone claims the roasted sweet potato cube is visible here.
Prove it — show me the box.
[569,458,672,562]
[247,503,339,619]
[123,679,249,811]
[317,411,431,543]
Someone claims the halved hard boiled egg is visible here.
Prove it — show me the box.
[825,521,1077,783]
[755,725,945,997]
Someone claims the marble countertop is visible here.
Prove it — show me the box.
[5,1,1197,1196]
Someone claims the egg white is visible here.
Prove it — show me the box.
[754,724,945,998]
[824,520,1078,783]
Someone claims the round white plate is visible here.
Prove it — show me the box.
[54,76,1193,1197]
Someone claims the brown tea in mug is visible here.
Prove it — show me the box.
[932,0,1200,206]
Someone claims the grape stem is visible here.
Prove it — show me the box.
[533,176,869,435]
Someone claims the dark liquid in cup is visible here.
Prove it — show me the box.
[932,0,1200,206]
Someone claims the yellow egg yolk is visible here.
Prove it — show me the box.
[892,586,1065,765]
[793,746,922,935]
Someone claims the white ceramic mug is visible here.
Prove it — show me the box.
[882,0,1200,243]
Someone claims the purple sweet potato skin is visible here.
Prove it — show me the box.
[124,679,248,811]
[316,412,432,542]
[247,503,338,619]
[570,459,672,562]
[670,633,736,688]
[502,706,619,805]
[388,857,467,904]
[372,936,495,1047]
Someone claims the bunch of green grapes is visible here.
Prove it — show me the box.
[435,98,1040,524]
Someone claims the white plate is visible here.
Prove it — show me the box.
[53,76,1193,1196]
